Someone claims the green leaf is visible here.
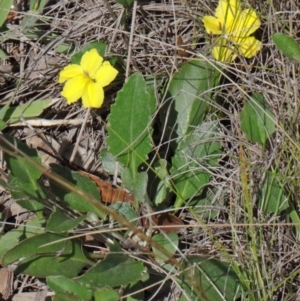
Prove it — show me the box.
[152,232,178,261]
[273,33,300,62]
[53,292,85,301]
[2,232,90,278]
[0,48,7,59]
[78,242,145,287]
[3,177,45,215]
[149,159,171,205]
[47,276,93,300]
[1,134,45,215]
[122,168,148,202]
[100,148,124,176]
[49,164,105,219]
[0,0,14,27]
[0,120,6,130]
[114,0,135,7]
[46,207,86,233]
[6,99,54,124]
[0,94,13,130]
[71,42,107,64]
[189,187,227,219]
[110,202,137,225]
[29,0,48,12]
[258,172,289,214]
[55,42,73,54]
[94,288,119,301]
[240,93,276,146]
[288,203,300,234]
[21,0,48,28]
[171,121,222,208]
[161,59,219,143]
[124,282,144,301]
[106,73,156,179]
[180,256,241,301]
[0,217,46,260]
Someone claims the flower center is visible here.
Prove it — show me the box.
[84,70,96,83]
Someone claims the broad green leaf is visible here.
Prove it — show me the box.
[5,177,45,215]
[100,148,124,176]
[0,217,45,260]
[0,120,6,130]
[122,168,148,202]
[71,42,107,64]
[106,73,156,179]
[53,292,84,301]
[161,59,219,143]
[258,172,289,214]
[46,207,86,233]
[78,242,145,287]
[180,256,241,301]
[2,232,91,278]
[110,202,137,225]
[6,99,54,124]
[1,134,45,215]
[153,179,169,205]
[47,276,93,300]
[240,93,276,147]
[171,121,222,208]
[85,212,100,225]
[94,288,119,301]
[273,33,300,62]
[152,232,178,261]
[0,0,14,27]
[49,164,105,219]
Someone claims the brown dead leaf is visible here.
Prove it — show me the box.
[176,35,192,58]
[79,171,135,204]
[141,206,184,233]
[79,171,183,232]
[0,268,12,300]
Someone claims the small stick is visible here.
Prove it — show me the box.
[125,0,137,80]
[9,118,87,127]
[69,108,90,163]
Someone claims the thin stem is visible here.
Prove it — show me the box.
[69,108,91,164]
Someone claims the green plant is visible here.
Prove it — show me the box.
[1,0,299,300]
[0,46,242,300]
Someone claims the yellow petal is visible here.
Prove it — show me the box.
[236,36,262,58]
[231,9,261,37]
[59,65,83,83]
[215,0,241,31]
[95,61,118,88]
[202,16,222,35]
[81,81,104,108]
[61,75,89,104]
[81,49,103,79]
[212,38,237,62]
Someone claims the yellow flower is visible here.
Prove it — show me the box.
[202,0,261,62]
[59,49,118,108]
